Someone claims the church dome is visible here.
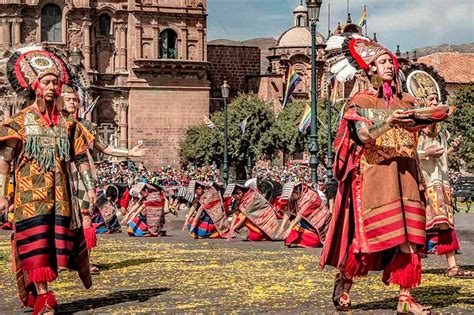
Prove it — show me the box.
[277,26,325,47]
[293,4,307,14]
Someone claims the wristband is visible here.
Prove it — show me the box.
[368,121,391,139]
[80,169,95,191]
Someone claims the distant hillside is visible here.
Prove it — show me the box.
[208,38,277,74]
[409,42,474,58]
[208,38,474,74]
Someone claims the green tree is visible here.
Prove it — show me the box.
[446,84,474,172]
[179,94,275,178]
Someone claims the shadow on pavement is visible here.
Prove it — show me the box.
[95,258,157,271]
[353,285,473,311]
[422,265,474,275]
[57,287,170,313]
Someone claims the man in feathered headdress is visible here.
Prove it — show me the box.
[0,46,95,314]
[320,36,452,314]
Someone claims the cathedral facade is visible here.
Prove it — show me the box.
[0,0,209,168]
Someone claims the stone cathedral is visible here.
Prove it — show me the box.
[0,0,209,168]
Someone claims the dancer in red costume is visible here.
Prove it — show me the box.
[320,35,452,314]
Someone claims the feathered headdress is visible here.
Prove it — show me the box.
[325,34,400,83]
[6,45,72,96]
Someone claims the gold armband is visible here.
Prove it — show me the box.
[80,169,95,191]
[0,173,8,197]
[110,147,129,158]
[368,121,391,139]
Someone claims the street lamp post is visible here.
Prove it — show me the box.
[306,0,323,185]
[221,80,230,185]
[326,79,335,185]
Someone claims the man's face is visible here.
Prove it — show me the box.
[374,53,394,82]
[38,74,59,102]
[425,93,439,107]
[63,92,79,114]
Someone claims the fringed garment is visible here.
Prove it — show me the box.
[94,192,121,234]
[187,186,229,238]
[285,185,331,248]
[236,190,283,241]
[0,105,94,304]
[320,91,426,280]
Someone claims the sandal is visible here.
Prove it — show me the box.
[33,291,57,315]
[90,265,100,274]
[447,265,473,278]
[332,272,352,312]
[397,294,431,315]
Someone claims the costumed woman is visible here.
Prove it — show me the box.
[278,182,331,248]
[184,180,230,239]
[320,35,452,314]
[405,65,472,278]
[225,183,283,241]
[125,182,167,237]
[0,46,96,314]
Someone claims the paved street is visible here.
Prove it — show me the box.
[1,218,473,314]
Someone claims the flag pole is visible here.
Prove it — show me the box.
[364,5,368,36]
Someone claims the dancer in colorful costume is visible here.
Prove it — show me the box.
[0,46,95,314]
[279,182,331,248]
[126,182,167,237]
[184,180,229,238]
[320,35,452,314]
[405,65,472,278]
[61,84,146,271]
[225,183,283,241]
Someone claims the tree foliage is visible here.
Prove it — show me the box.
[445,84,474,173]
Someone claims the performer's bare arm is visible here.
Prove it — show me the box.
[182,202,198,231]
[94,136,147,158]
[0,140,16,210]
[286,213,303,237]
[227,212,245,241]
[278,213,291,235]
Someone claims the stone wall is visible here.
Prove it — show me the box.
[128,86,209,167]
[207,44,260,102]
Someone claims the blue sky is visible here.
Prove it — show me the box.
[207,0,474,51]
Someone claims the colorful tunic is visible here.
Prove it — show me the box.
[0,105,94,303]
[128,190,166,237]
[187,186,229,238]
[417,128,454,230]
[321,91,426,271]
[94,191,121,234]
[235,189,283,241]
[285,185,331,248]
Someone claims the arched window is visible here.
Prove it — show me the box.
[297,15,305,27]
[159,29,178,59]
[41,4,62,42]
[98,14,111,36]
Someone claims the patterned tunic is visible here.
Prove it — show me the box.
[0,104,94,301]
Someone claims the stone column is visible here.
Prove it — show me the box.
[82,21,92,70]
[118,24,127,71]
[119,101,128,148]
[196,22,204,61]
[151,21,159,59]
[13,18,22,46]
[135,22,142,59]
[0,18,10,48]
[180,25,188,60]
